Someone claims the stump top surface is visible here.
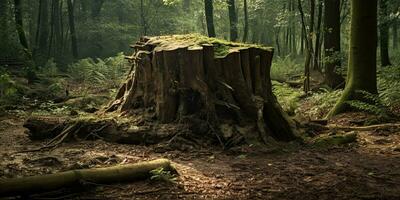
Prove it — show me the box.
[142,34,273,57]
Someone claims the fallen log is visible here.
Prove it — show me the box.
[0,159,174,197]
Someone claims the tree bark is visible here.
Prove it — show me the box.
[327,0,378,117]
[324,0,345,88]
[140,0,147,36]
[13,0,29,50]
[36,0,49,66]
[242,0,249,42]
[106,35,298,143]
[0,159,174,197]
[0,0,9,49]
[227,0,238,41]
[204,0,216,37]
[379,0,391,66]
[67,0,78,59]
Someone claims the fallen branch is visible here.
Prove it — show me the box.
[0,159,174,197]
[327,123,400,131]
[307,122,400,132]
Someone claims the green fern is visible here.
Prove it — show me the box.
[150,167,177,184]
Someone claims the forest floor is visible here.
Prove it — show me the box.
[1,111,400,200]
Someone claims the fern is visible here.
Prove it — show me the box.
[345,90,391,118]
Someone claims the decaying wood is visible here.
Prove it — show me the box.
[104,35,298,142]
[24,35,299,147]
[0,159,174,197]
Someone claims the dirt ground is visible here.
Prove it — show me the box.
[1,113,400,200]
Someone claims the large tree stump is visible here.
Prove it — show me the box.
[106,35,298,142]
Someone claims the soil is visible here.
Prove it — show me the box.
[1,113,400,200]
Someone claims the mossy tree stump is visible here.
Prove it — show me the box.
[106,35,298,142]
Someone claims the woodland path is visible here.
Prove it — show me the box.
[1,114,400,200]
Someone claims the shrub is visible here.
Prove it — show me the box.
[67,53,128,89]
[378,65,400,109]
[271,55,303,81]
[297,89,342,119]
[272,81,303,115]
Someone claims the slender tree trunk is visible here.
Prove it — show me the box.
[298,0,314,93]
[242,0,249,42]
[90,0,104,19]
[53,0,62,61]
[14,0,36,82]
[324,0,344,89]
[67,0,78,59]
[313,0,323,71]
[0,0,9,50]
[328,0,378,117]
[13,0,29,50]
[227,0,238,41]
[37,0,49,65]
[393,21,398,50]
[140,0,147,36]
[204,0,216,37]
[379,0,391,66]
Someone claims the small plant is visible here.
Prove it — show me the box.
[271,55,303,81]
[150,167,177,184]
[297,89,343,119]
[67,53,128,90]
[272,81,303,115]
[0,68,19,103]
[378,66,400,110]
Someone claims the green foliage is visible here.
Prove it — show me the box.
[345,90,391,118]
[272,81,303,115]
[297,89,343,119]
[378,65,400,108]
[150,167,177,184]
[271,56,303,81]
[0,68,19,103]
[67,53,128,89]
[31,101,71,116]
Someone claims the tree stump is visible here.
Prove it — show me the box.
[106,35,298,143]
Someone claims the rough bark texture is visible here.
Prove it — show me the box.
[106,35,298,142]
[67,0,78,59]
[323,0,345,88]
[327,0,378,117]
[379,0,391,66]
[0,159,173,197]
[204,0,216,37]
[227,0,238,41]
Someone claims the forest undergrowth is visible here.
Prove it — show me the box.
[1,54,400,199]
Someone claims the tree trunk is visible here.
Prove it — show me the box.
[106,35,298,143]
[36,0,49,66]
[327,0,378,117]
[0,0,9,50]
[242,0,249,42]
[227,0,238,41]
[379,0,391,66]
[324,0,345,88]
[13,0,29,50]
[140,0,147,36]
[67,0,78,59]
[53,0,62,61]
[393,21,398,50]
[204,0,216,37]
[90,0,104,19]
[313,0,323,71]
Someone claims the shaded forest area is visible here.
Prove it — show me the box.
[1,0,400,199]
